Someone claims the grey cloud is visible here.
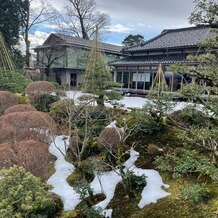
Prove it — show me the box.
[51,0,195,33]
[96,0,195,27]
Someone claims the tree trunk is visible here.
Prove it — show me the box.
[79,16,89,39]
[25,32,30,68]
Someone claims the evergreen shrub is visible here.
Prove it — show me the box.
[0,69,32,93]
[0,166,62,217]
[181,184,210,203]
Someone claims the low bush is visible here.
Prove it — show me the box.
[125,173,147,198]
[98,127,124,152]
[0,91,18,116]
[50,99,75,123]
[4,104,36,114]
[25,81,56,97]
[155,148,218,181]
[0,140,52,177]
[0,166,62,217]
[32,93,60,112]
[0,111,56,144]
[126,110,162,136]
[181,184,210,203]
[26,81,58,112]
[15,93,29,104]
[167,106,210,128]
[0,69,32,93]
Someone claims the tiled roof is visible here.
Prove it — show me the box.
[40,33,123,54]
[126,25,212,52]
[110,54,194,66]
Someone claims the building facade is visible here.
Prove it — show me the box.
[34,33,123,87]
[110,25,212,94]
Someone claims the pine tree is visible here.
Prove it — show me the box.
[0,0,22,49]
[83,29,118,107]
[171,0,218,107]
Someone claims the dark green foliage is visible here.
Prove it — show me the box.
[155,148,218,181]
[83,40,119,106]
[180,83,205,100]
[47,76,62,88]
[189,0,218,27]
[32,94,60,112]
[124,173,147,198]
[74,179,103,217]
[126,110,162,135]
[49,99,75,123]
[181,184,210,203]
[12,49,25,70]
[122,34,145,47]
[0,166,62,217]
[0,0,22,49]
[0,69,32,93]
[169,106,211,128]
[80,140,101,161]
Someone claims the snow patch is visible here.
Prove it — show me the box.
[124,149,171,208]
[47,136,81,211]
[66,90,210,115]
[48,136,170,216]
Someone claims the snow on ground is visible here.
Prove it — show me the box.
[66,90,208,114]
[47,136,81,211]
[90,170,122,210]
[47,135,170,216]
[124,149,171,208]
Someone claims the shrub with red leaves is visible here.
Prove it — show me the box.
[25,81,55,98]
[98,127,124,151]
[4,104,36,114]
[0,91,17,116]
[0,122,14,144]
[0,111,56,144]
[0,140,53,177]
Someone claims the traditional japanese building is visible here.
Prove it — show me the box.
[34,33,123,87]
[110,25,212,93]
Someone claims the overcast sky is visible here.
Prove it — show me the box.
[29,0,195,47]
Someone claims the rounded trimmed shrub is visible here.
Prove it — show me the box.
[25,81,57,112]
[0,91,18,116]
[0,111,56,132]
[0,122,14,144]
[50,99,75,123]
[4,104,36,114]
[98,127,124,151]
[25,81,56,98]
[0,140,51,177]
[0,111,56,144]
[0,166,62,217]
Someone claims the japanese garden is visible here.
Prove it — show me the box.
[0,0,217,217]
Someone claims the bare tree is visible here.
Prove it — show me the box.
[55,0,110,39]
[20,0,56,67]
[35,45,66,79]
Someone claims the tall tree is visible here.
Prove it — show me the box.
[83,28,119,106]
[55,0,110,39]
[189,0,218,28]
[122,34,145,47]
[0,0,22,49]
[170,0,218,163]
[20,0,56,67]
[35,45,66,79]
